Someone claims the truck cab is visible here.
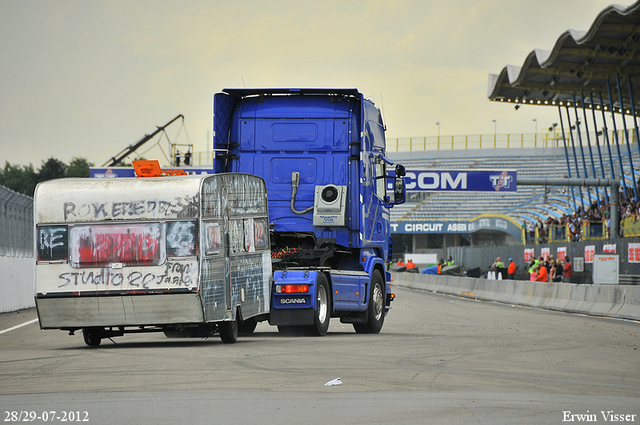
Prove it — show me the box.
[213,88,405,335]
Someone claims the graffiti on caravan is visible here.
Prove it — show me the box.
[63,196,198,221]
[401,170,517,192]
[56,261,197,290]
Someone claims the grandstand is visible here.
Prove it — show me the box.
[388,132,639,224]
[387,1,640,253]
[386,132,639,251]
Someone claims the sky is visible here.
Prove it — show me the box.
[0,0,623,168]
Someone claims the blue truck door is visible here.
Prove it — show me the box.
[361,119,391,261]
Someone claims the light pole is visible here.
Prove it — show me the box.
[436,121,440,150]
[492,119,497,147]
[550,122,558,147]
[533,118,537,145]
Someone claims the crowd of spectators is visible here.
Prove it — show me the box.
[526,255,572,283]
[524,189,640,243]
[489,255,573,282]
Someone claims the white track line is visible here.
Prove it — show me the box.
[0,318,38,335]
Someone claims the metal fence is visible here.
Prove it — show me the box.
[446,237,640,284]
[0,185,34,257]
[386,129,637,152]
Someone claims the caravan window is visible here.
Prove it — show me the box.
[254,218,268,249]
[230,219,244,253]
[166,221,197,257]
[37,226,69,261]
[204,222,222,255]
[69,223,165,268]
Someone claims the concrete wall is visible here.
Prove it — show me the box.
[392,272,640,322]
[0,256,35,313]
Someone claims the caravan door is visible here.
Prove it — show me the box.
[200,174,271,323]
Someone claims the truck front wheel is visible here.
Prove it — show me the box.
[309,273,331,336]
[353,270,385,334]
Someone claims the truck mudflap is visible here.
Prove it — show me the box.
[269,269,318,326]
[269,266,394,333]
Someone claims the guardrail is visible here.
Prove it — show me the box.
[0,186,33,257]
[386,130,637,152]
[392,273,640,321]
[582,221,608,240]
[0,185,35,313]
[523,222,608,244]
[623,216,640,237]
[188,130,638,162]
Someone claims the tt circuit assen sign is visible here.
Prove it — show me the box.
[399,170,517,192]
[391,215,524,242]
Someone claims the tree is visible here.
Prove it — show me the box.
[0,156,94,197]
[0,161,37,196]
[66,157,93,177]
[37,158,67,182]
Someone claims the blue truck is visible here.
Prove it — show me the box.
[213,88,406,335]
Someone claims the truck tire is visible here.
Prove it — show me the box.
[353,270,385,334]
[219,313,239,344]
[309,273,331,336]
[82,328,102,347]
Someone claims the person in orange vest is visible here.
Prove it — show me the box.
[536,263,548,282]
[563,257,572,283]
[437,258,444,274]
[406,259,416,269]
[396,259,405,267]
[507,258,516,279]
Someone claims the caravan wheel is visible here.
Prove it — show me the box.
[219,314,239,344]
[82,328,102,347]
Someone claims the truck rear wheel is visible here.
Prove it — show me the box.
[353,270,385,334]
[309,273,331,336]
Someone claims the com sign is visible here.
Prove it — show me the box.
[398,170,517,192]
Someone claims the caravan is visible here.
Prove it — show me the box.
[34,173,271,346]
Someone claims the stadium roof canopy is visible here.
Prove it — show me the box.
[488,1,640,114]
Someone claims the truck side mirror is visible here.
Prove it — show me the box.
[395,164,406,177]
[393,177,405,204]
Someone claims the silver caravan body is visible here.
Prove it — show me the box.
[34,173,271,345]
